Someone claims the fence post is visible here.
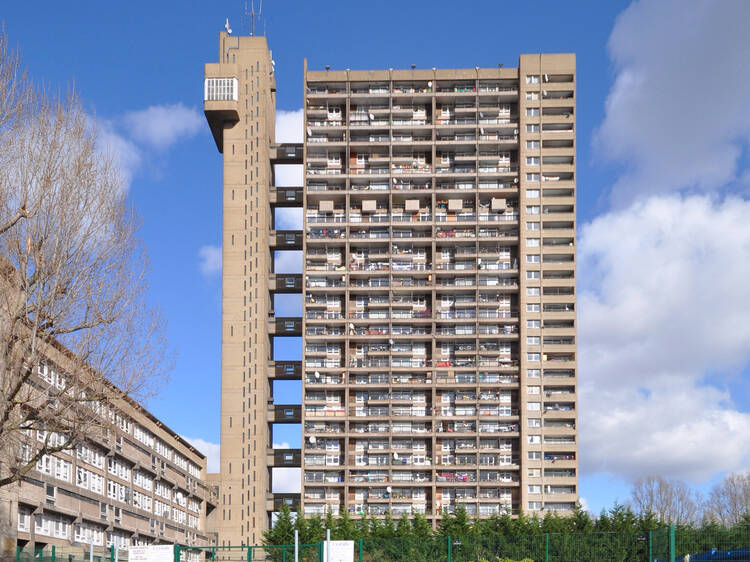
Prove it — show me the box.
[173,545,180,562]
[246,546,252,562]
[669,525,675,562]
[358,538,363,562]
[51,545,56,562]
[282,546,286,562]
[447,536,452,562]
[545,533,549,562]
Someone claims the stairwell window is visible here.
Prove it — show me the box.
[526,108,540,117]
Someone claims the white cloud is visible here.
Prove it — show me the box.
[97,120,141,191]
[276,109,303,143]
[122,103,203,151]
[579,194,750,482]
[198,245,222,277]
[272,442,291,449]
[272,468,301,493]
[275,109,303,187]
[275,208,302,230]
[182,437,220,473]
[596,0,750,206]
[274,250,302,273]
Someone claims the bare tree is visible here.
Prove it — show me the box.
[629,476,702,525]
[704,472,750,526]
[0,29,169,492]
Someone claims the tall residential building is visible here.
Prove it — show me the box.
[301,56,577,521]
[204,28,577,543]
[203,32,303,547]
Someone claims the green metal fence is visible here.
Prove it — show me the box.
[17,527,750,562]
[651,525,750,561]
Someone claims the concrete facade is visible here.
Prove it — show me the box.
[204,29,577,543]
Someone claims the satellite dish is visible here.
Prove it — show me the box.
[349,323,355,330]
[480,128,485,135]
[393,452,399,459]
[427,81,432,87]
[225,18,232,34]
[389,339,394,345]
[369,113,375,120]
[314,371,321,378]
[386,486,392,493]
[307,128,312,136]
[309,436,317,444]
[392,178,397,184]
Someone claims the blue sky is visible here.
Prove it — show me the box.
[5,0,750,516]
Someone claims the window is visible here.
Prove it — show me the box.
[527,352,541,361]
[526,288,540,297]
[527,271,540,280]
[526,124,539,133]
[526,255,540,264]
[526,238,540,248]
[528,468,541,477]
[526,156,540,165]
[18,507,31,532]
[526,140,540,149]
[528,418,541,428]
[526,221,540,231]
[527,386,541,395]
[528,485,542,494]
[528,501,542,510]
[527,304,540,312]
[204,78,238,101]
[527,336,540,345]
[527,319,540,328]
[526,75,540,84]
[525,92,538,100]
[526,173,540,182]
[527,402,541,412]
[526,108,540,117]
[526,205,540,214]
[527,369,541,378]
[526,189,540,198]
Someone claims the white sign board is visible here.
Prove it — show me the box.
[322,540,354,562]
[128,545,173,562]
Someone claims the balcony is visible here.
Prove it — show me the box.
[268,361,301,380]
[269,273,302,293]
[270,230,303,249]
[203,76,238,153]
[268,448,301,468]
[269,186,303,206]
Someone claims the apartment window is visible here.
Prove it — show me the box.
[527,320,540,328]
[528,468,541,477]
[527,386,541,395]
[527,336,540,345]
[526,238,540,248]
[526,157,540,165]
[528,418,541,428]
[527,271,540,280]
[526,221,540,230]
[527,352,541,361]
[526,173,540,182]
[527,304,540,313]
[528,450,541,460]
[527,369,541,378]
[526,75,540,84]
[526,108,540,117]
[526,124,539,133]
[528,484,542,493]
[525,92,539,100]
[526,288,540,297]
[526,205,540,214]
[526,255,540,264]
[528,501,542,510]
[526,140,540,149]
[526,189,540,198]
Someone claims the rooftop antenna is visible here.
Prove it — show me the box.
[250,0,256,36]
[225,18,233,34]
